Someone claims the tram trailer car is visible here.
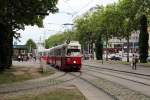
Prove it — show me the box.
[48,41,82,71]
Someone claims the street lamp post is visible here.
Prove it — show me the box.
[132,32,137,53]
[102,40,104,64]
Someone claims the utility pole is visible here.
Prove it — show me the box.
[106,29,108,61]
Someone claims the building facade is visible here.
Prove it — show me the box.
[108,28,150,54]
[13,45,28,60]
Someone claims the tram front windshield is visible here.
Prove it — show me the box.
[67,49,80,56]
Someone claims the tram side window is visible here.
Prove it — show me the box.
[55,49,58,56]
[57,49,61,56]
[50,50,53,56]
[52,51,54,56]
[49,51,52,56]
[55,49,60,56]
[54,51,56,56]
[61,48,66,56]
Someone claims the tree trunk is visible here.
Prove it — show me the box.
[127,34,130,62]
[96,35,103,60]
[105,30,109,61]
[0,24,13,71]
[0,24,7,71]
[7,33,13,69]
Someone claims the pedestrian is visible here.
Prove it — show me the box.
[132,54,137,70]
[134,55,138,70]
[18,55,21,62]
[26,55,29,61]
[33,56,36,61]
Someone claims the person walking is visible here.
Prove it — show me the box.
[134,55,138,70]
[132,54,137,70]
[18,55,21,62]
[33,56,36,61]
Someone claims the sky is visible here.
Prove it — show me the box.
[17,0,118,45]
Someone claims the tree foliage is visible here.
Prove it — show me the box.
[139,15,149,63]
[76,0,149,61]
[0,0,58,71]
[45,30,78,48]
[44,0,150,62]
[134,0,150,63]
[45,33,65,48]
[0,0,58,30]
[25,39,37,52]
[74,14,93,44]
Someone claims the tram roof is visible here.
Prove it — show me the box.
[50,41,81,50]
[38,48,51,52]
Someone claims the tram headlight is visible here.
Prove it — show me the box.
[73,60,76,64]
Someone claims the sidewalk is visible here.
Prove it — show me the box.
[83,60,150,76]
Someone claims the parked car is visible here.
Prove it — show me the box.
[147,56,150,62]
[123,53,133,57]
[83,53,89,60]
[110,56,122,61]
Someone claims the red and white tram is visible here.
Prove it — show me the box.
[38,41,82,71]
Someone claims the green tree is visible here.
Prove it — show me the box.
[25,39,37,53]
[134,0,150,63]
[82,4,124,60]
[0,0,58,71]
[118,0,150,62]
[74,12,100,56]
[45,33,65,48]
[45,29,78,49]
[74,15,92,44]
[74,5,120,60]
[97,4,126,60]
[63,30,78,41]
[74,1,138,61]
[139,15,149,63]
[117,0,139,62]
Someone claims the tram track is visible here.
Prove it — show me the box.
[83,64,150,77]
[84,64,150,82]
[0,69,116,100]
[73,67,150,100]
[83,67,150,87]
[1,63,150,99]
[82,71,150,99]
[0,72,81,94]
[69,72,118,100]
